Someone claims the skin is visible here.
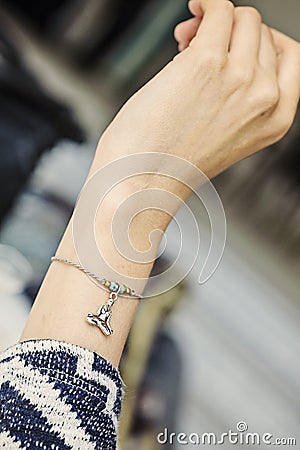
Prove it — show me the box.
[21,0,300,367]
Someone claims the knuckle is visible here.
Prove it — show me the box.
[201,50,227,71]
[274,112,295,139]
[230,67,254,87]
[260,86,280,109]
[236,6,262,22]
[223,1,234,14]
[252,75,280,109]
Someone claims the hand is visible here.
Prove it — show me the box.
[97,0,300,186]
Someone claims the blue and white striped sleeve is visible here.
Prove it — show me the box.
[0,339,123,449]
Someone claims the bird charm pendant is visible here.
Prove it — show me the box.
[86,304,113,336]
[86,291,118,336]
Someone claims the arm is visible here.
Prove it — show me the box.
[21,0,300,365]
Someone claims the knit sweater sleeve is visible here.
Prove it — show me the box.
[0,339,123,450]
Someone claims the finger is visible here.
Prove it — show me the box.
[229,7,262,65]
[174,17,201,51]
[259,25,277,71]
[188,0,205,18]
[188,0,234,56]
[271,27,299,57]
[271,28,300,109]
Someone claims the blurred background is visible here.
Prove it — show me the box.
[0,0,299,449]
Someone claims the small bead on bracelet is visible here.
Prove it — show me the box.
[50,256,143,336]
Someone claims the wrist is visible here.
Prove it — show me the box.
[93,178,171,277]
[83,139,197,282]
[93,136,193,203]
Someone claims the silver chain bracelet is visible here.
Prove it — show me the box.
[51,256,143,336]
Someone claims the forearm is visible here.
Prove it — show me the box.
[20,0,300,368]
[20,142,174,367]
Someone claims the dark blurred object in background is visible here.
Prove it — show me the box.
[131,331,181,450]
[1,0,188,98]
[0,31,84,223]
[1,0,68,29]
[216,110,300,263]
[2,0,150,65]
[1,0,182,68]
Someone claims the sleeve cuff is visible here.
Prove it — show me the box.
[0,339,123,449]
